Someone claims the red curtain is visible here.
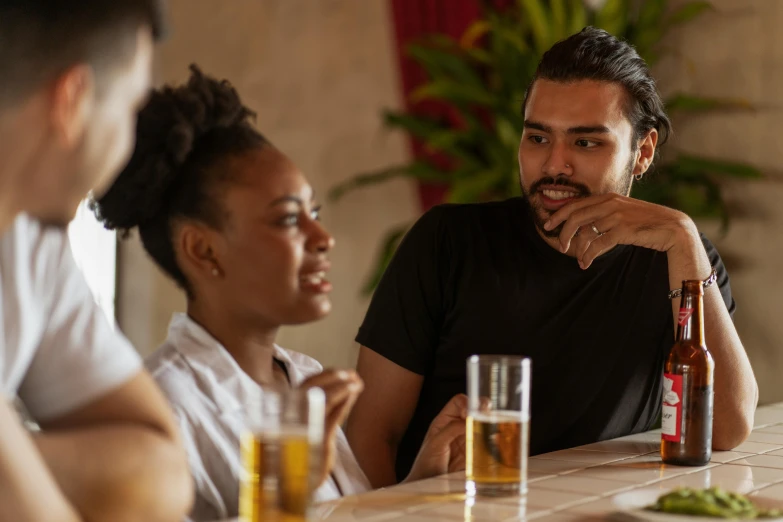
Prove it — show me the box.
[389,0,511,210]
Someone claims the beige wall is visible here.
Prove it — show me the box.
[117,0,418,369]
[119,0,783,404]
[653,0,783,405]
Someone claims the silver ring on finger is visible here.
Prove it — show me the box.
[590,223,604,236]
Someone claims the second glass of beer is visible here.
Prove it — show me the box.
[240,387,326,522]
[466,355,531,497]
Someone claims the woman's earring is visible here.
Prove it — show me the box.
[212,267,220,277]
[635,173,644,181]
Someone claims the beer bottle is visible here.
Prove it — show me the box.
[661,280,715,466]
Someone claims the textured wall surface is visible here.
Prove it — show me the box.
[118,0,418,370]
[653,0,783,404]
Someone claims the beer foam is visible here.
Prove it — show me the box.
[252,425,312,440]
[469,410,529,423]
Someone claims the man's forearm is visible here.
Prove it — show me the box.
[667,225,758,449]
[0,400,80,522]
[345,411,397,489]
[35,425,192,522]
[357,440,399,488]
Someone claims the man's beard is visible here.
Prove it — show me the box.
[521,156,636,239]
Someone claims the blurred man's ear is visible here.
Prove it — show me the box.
[49,65,95,149]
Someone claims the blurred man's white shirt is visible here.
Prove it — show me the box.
[0,214,141,419]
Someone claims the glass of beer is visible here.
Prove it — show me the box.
[466,355,531,497]
[239,387,326,522]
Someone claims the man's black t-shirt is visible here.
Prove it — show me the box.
[356,197,734,482]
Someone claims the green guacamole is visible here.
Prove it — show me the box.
[646,487,783,519]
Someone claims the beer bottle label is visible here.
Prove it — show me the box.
[678,308,695,326]
[662,373,683,442]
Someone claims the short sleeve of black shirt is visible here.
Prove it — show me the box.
[356,206,450,375]
[701,233,736,317]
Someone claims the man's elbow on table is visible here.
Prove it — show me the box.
[142,435,194,522]
[104,431,193,522]
[713,404,756,451]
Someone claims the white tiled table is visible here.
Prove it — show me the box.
[316,403,783,521]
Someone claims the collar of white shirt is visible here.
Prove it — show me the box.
[161,313,372,504]
[165,313,320,413]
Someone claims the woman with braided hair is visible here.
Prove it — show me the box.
[92,65,467,521]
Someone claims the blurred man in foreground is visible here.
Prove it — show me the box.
[0,1,193,520]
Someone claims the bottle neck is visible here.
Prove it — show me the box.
[677,282,705,346]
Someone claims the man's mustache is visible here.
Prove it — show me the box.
[529,176,591,197]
